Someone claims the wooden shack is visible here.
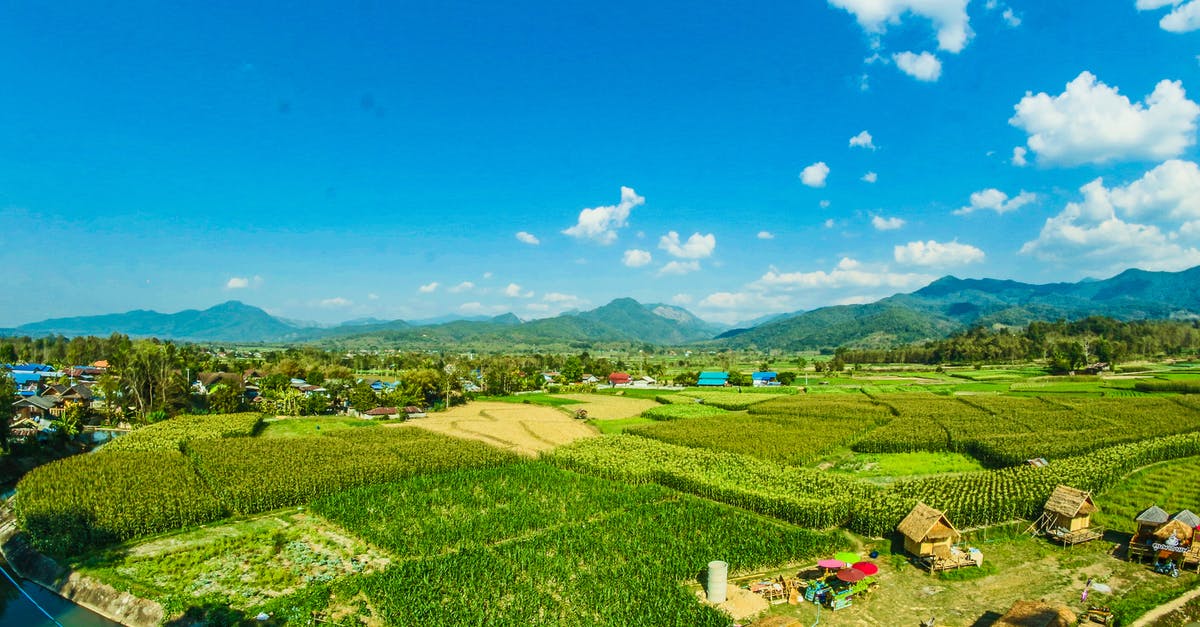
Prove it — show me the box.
[898,502,960,559]
[1129,505,1171,562]
[1029,485,1103,547]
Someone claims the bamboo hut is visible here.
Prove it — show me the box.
[897,502,981,572]
[1129,505,1171,562]
[1029,485,1102,547]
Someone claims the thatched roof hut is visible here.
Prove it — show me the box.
[1043,485,1098,532]
[1154,510,1198,545]
[898,502,961,558]
[1134,505,1170,542]
[995,600,1076,627]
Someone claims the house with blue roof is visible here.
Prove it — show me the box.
[752,371,779,387]
[697,371,729,387]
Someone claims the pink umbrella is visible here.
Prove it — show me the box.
[852,562,879,576]
[836,568,866,583]
[818,559,847,570]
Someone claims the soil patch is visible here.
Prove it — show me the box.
[403,401,597,455]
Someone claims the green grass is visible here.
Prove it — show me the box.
[258,417,381,437]
[478,393,584,407]
[592,387,672,400]
[590,416,657,434]
[1095,455,1200,532]
[824,450,986,479]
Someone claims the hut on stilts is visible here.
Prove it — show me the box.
[1027,485,1103,547]
[1128,506,1199,571]
[897,502,982,573]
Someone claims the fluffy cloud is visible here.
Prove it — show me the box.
[672,293,694,305]
[954,188,1036,215]
[1138,0,1200,32]
[418,281,439,293]
[872,215,906,230]
[800,162,830,187]
[504,283,533,298]
[1010,71,1200,166]
[658,260,701,276]
[828,0,972,53]
[894,240,985,266]
[893,51,942,81]
[622,249,653,267]
[1020,160,1200,271]
[757,231,775,240]
[1002,8,1021,26]
[226,277,249,289]
[562,186,645,244]
[659,231,716,259]
[1012,146,1028,166]
[459,302,509,315]
[862,171,878,183]
[320,297,352,308]
[448,281,475,293]
[849,130,876,149]
[819,200,832,209]
[515,231,540,245]
[754,258,934,291]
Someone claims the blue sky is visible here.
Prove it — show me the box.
[3,1,1200,326]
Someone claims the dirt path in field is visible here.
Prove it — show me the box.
[402,402,597,455]
[555,393,660,419]
[1131,585,1200,626]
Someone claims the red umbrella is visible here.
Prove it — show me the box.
[836,568,866,583]
[851,562,879,576]
[818,559,847,570]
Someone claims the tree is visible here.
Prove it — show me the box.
[207,384,245,414]
[0,373,13,453]
[348,382,379,412]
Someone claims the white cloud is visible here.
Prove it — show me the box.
[800,162,830,187]
[828,0,973,53]
[1001,8,1021,26]
[623,249,653,267]
[658,231,717,259]
[448,281,475,293]
[525,303,551,313]
[824,218,836,228]
[954,188,1037,215]
[515,231,540,245]
[368,293,379,300]
[459,302,509,315]
[819,200,831,209]
[757,231,775,240]
[754,260,933,291]
[562,186,645,244]
[862,171,878,183]
[893,51,942,82]
[482,271,494,279]
[418,282,439,293]
[1020,160,1200,272]
[872,215,906,230]
[672,293,694,305]
[894,240,985,266]
[1138,0,1200,33]
[1012,146,1028,167]
[504,283,534,298]
[320,297,352,308]
[658,260,701,276]
[849,130,876,149]
[225,275,262,289]
[1010,71,1200,166]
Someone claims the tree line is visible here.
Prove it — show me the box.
[834,317,1200,369]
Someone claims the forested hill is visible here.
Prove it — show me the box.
[717,266,1200,351]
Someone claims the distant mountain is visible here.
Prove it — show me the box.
[12,301,305,343]
[316,299,724,348]
[720,266,1200,350]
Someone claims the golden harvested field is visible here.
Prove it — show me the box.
[401,401,597,455]
[556,393,661,419]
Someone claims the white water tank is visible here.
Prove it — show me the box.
[706,560,728,603]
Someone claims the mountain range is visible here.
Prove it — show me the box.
[4,266,1200,349]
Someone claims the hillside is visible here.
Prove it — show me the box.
[11,301,305,343]
[720,266,1200,350]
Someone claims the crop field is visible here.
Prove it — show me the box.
[676,391,782,410]
[100,412,262,452]
[15,420,515,554]
[406,401,597,455]
[258,416,382,437]
[640,403,731,421]
[554,392,660,419]
[311,462,844,625]
[1094,455,1200,532]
